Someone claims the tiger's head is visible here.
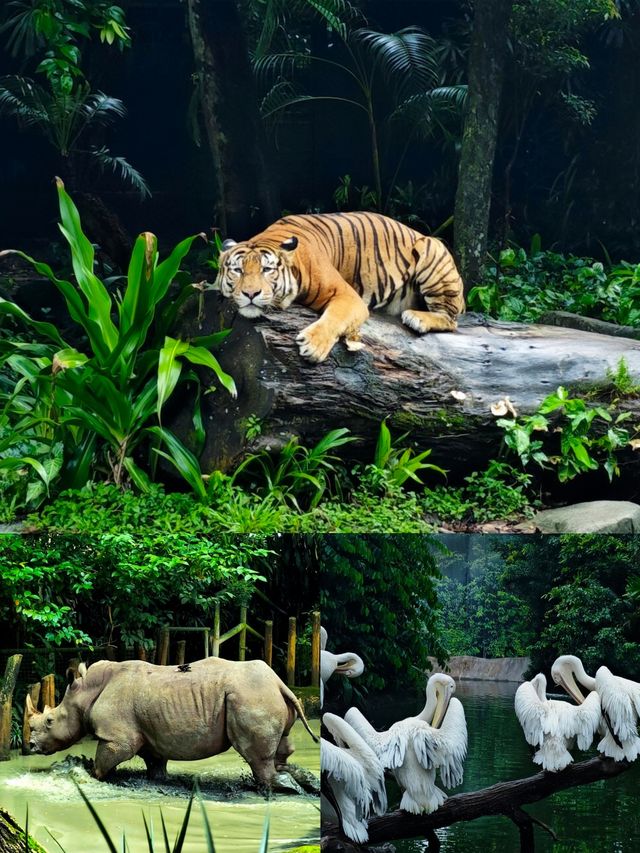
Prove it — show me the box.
[216,236,299,318]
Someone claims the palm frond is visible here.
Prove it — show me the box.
[260,80,314,120]
[0,75,50,126]
[351,27,439,98]
[253,51,311,82]
[81,92,127,127]
[390,85,468,138]
[89,146,151,199]
[252,0,361,59]
[0,1,44,58]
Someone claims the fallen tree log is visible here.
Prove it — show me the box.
[0,808,48,853]
[321,756,633,852]
[172,294,640,475]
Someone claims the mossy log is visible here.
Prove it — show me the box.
[0,809,48,853]
[171,293,640,476]
[321,756,633,851]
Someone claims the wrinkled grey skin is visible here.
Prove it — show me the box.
[27,658,317,787]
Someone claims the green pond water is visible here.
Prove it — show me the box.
[0,718,320,853]
[336,680,640,852]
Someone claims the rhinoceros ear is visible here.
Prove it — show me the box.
[78,662,87,679]
[26,694,37,717]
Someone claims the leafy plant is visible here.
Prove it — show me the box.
[496,386,632,482]
[363,420,445,493]
[0,180,235,501]
[231,428,354,510]
[422,461,536,523]
[606,357,640,397]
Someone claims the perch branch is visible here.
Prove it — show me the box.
[321,756,632,849]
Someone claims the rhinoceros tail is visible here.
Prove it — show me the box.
[280,684,319,743]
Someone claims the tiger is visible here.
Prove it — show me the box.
[216,211,465,363]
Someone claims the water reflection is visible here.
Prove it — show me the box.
[345,680,640,852]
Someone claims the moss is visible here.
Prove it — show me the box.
[390,408,470,433]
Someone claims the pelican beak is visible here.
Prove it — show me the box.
[558,670,587,706]
[431,684,452,729]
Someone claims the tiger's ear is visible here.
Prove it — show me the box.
[280,237,298,251]
[221,239,238,251]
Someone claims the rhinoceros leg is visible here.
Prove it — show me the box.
[225,707,283,787]
[139,749,168,781]
[94,739,139,780]
[275,735,294,770]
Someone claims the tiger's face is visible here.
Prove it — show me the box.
[217,236,299,318]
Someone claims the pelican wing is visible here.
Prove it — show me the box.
[378,727,408,770]
[321,739,371,809]
[344,707,387,756]
[432,697,467,789]
[324,713,388,817]
[597,668,640,742]
[515,681,548,747]
[572,691,602,750]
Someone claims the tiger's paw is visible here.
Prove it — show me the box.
[295,322,338,363]
[402,309,457,334]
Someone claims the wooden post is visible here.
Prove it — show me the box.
[40,674,55,710]
[0,654,23,760]
[22,683,40,753]
[212,603,221,657]
[105,644,118,661]
[264,621,273,667]
[204,628,210,658]
[239,605,247,661]
[136,643,147,661]
[287,617,296,687]
[311,610,321,689]
[176,640,187,666]
[158,627,170,666]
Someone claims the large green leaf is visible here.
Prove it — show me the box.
[118,231,156,340]
[0,297,67,347]
[146,425,207,499]
[157,336,188,416]
[180,343,237,399]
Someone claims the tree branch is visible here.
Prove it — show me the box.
[321,756,632,849]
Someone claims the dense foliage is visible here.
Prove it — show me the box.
[319,534,447,693]
[437,535,640,679]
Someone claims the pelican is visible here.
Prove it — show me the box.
[321,712,387,843]
[345,673,467,814]
[552,655,640,762]
[320,627,364,707]
[515,672,601,771]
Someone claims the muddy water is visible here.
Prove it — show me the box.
[0,719,320,853]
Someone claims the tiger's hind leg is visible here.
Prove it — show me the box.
[401,237,464,334]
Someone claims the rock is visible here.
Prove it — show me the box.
[428,655,530,682]
[533,500,640,533]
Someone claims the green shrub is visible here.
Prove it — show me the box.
[0,180,235,508]
[468,246,640,326]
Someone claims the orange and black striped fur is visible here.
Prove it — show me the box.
[216,211,465,363]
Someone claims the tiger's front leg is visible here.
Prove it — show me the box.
[295,275,369,363]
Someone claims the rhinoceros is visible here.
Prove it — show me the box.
[26,657,318,788]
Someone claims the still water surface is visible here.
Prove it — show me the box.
[0,718,320,852]
[358,680,640,853]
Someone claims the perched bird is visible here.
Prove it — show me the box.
[515,672,601,771]
[552,654,640,762]
[320,627,364,707]
[345,673,467,814]
[321,712,387,843]
[176,663,191,673]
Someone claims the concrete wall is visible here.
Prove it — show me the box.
[429,655,530,682]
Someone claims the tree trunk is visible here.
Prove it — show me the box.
[321,756,632,849]
[170,293,640,478]
[0,654,22,761]
[0,808,48,853]
[454,0,512,292]
[185,0,280,235]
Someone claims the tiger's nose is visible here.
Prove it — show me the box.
[242,290,261,301]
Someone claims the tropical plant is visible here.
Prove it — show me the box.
[231,427,354,510]
[0,179,235,503]
[496,386,632,482]
[362,420,445,493]
[256,25,466,207]
[0,0,144,196]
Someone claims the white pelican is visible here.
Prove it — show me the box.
[321,712,387,843]
[344,673,467,814]
[552,655,640,762]
[514,672,601,771]
[320,627,364,707]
